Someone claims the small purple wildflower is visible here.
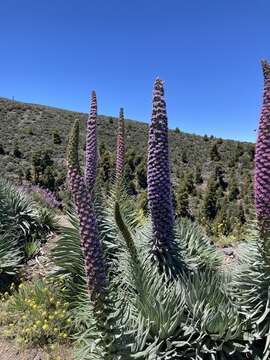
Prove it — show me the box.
[19,184,63,209]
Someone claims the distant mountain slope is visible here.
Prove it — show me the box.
[0,96,256,240]
[0,96,254,183]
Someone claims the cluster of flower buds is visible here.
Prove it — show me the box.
[85,91,98,191]
[147,78,174,258]
[116,108,125,183]
[255,60,270,235]
[67,119,107,307]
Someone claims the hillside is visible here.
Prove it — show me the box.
[0,96,255,240]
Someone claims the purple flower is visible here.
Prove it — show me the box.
[255,60,270,229]
[67,120,107,305]
[116,108,125,182]
[85,91,98,191]
[19,184,63,209]
[147,78,174,258]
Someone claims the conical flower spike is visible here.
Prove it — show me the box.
[116,107,125,183]
[147,78,174,259]
[255,60,270,235]
[85,90,98,191]
[67,120,107,306]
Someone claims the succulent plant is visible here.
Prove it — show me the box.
[85,91,98,191]
[147,78,174,262]
[116,107,125,183]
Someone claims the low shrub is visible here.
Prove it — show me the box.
[0,278,73,347]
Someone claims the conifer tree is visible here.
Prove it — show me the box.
[228,170,239,201]
[195,164,203,184]
[177,184,191,218]
[202,176,217,221]
[210,142,221,161]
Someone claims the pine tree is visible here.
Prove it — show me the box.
[53,130,62,145]
[177,184,191,218]
[237,201,246,225]
[195,165,203,184]
[43,166,56,191]
[136,162,147,189]
[0,144,5,155]
[13,144,22,158]
[184,171,195,194]
[214,164,227,191]
[202,176,217,221]
[25,168,32,181]
[228,170,239,201]
[99,150,112,183]
[210,142,221,161]
[181,150,188,164]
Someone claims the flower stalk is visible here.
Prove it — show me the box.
[115,107,125,184]
[67,120,107,307]
[147,78,174,262]
[255,60,270,238]
[85,90,98,191]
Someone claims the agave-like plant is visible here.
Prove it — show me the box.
[0,179,57,290]
[53,76,253,360]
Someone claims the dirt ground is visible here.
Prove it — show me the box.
[0,338,74,360]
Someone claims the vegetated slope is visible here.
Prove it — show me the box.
[0,97,255,239]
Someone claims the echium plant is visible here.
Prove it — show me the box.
[116,108,125,184]
[147,79,175,265]
[85,91,98,191]
[67,120,108,309]
[255,60,270,240]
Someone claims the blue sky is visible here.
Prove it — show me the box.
[1,0,270,142]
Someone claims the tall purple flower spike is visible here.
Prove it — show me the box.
[116,107,125,182]
[147,78,174,258]
[67,120,107,306]
[85,91,98,191]
[255,60,270,233]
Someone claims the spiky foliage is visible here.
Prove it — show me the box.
[0,179,56,289]
[0,232,22,275]
[147,78,175,265]
[182,271,252,360]
[116,108,125,183]
[85,91,98,191]
[255,60,270,237]
[0,180,55,246]
[0,179,40,242]
[51,209,87,304]
[175,219,223,271]
[53,202,250,359]
[59,78,266,359]
[230,227,270,360]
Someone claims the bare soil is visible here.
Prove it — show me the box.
[0,338,74,360]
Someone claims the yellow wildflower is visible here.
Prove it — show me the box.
[42,323,49,331]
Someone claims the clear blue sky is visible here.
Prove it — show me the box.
[1,0,270,142]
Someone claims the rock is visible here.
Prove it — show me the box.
[222,246,234,256]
